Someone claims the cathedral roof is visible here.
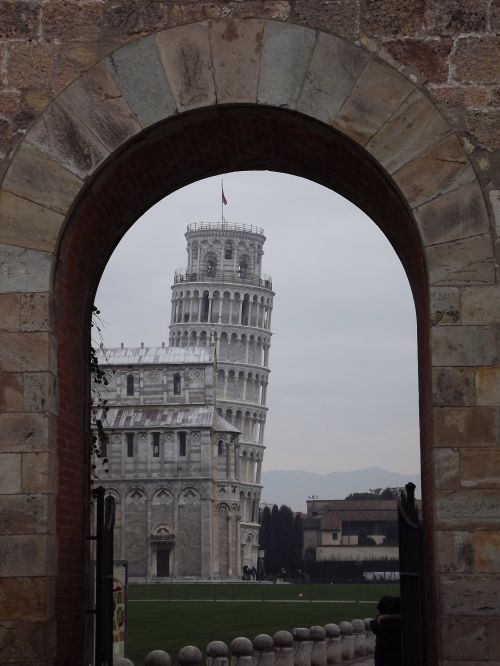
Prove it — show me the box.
[96,405,240,434]
[96,345,214,366]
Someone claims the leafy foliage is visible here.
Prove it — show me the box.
[259,504,303,576]
[90,305,111,480]
[345,487,403,501]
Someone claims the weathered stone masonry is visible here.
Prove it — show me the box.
[1,2,500,665]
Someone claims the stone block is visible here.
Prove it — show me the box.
[20,293,50,333]
[0,191,63,254]
[365,90,449,173]
[490,190,500,236]
[441,573,500,615]
[22,452,58,494]
[26,100,110,180]
[156,23,216,113]
[292,1,359,40]
[258,20,316,109]
[436,489,500,529]
[23,372,57,414]
[426,0,488,34]
[3,142,82,216]
[0,619,52,663]
[333,58,413,146]
[0,413,52,454]
[432,368,475,406]
[0,245,53,295]
[106,34,176,128]
[297,31,369,124]
[42,0,103,41]
[384,38,452,84]
[475,532,500,572]
[453,37,500,85]
[395,134,469,209]
[60,63,141,152]
[430,287,460,325]
[426,235,495,286]
[431,326,496,367]
[434,448,460,489]
[0,453,21,494]
[0,577,51,622]
[99,1,170,37]
[0,534,56,576]
[461,286,500,325]
[436,530,474,573]
[461,449,500,489]
[0,373,22,412]
[361,0,425,36]
[440,616,488,660]
[414,181,489,246]
[477,368,500,406]
[0,332,50,373]
[0,494,55,536]
[210,19,264,105]
[434,407,498,447]
[0,1,40,39]
[466,109,500,151]
[0,294,20,331]
[6,41,59,91]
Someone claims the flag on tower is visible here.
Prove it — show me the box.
[222,185,227,206]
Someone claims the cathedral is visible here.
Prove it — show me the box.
[93,222,274,581]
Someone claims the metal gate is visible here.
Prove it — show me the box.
[398,482,424,666]
[93,486,115,666]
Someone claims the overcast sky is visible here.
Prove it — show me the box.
[96,171,420,476]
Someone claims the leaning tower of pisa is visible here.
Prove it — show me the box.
[169,221,274,568]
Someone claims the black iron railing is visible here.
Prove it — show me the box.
[93,487,115,666]
[186,221,265,235]
[174,269,273,291]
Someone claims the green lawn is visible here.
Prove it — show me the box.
[126,583,399,663]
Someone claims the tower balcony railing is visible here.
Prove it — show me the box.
[186,221,265,235]
[174,268,273,291]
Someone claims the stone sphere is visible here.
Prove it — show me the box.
[339,621,353,635]
[207,641,229,658]
[309,626,325,641]
[292,628,310,641]
[351,619,365,634]
[364,619,372,631]
[178,646,203,665]
[230,637,253,656]
[253,634,274,652]
[115,659,134,666]
[273,630,293,648]
[324,624,340,638]
[145,650,171,666]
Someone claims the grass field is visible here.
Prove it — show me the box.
[126,583,399,663]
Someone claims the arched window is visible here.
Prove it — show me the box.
[173,373,181,395]
[218,440,224,455]
[192,242,198,260]
[126,432,134,457]
[126,373,134,396]
[238,255,249,279]
[178,432,187,457]
[152,432,160,457]
[206,253,217,277]
[224,241,232,259]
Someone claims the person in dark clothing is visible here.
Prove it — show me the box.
[370,595,401,666]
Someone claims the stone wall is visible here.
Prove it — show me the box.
[1,2,500,665]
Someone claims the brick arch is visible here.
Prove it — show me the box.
[0,17,496,666]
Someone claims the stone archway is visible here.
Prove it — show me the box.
[0,17,497,666]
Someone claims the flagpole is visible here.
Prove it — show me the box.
[221,178,224,225]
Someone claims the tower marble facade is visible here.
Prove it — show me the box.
[169,222,274,567]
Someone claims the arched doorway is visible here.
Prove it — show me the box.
[1,19,494,665]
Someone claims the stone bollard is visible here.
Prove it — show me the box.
[292,628,311,666]
[178,645,203,666]
[309,626,326,666]
[273,630,294,666]
[339,622,354,661]
[364,619,375,654]
[324,624,341,665]
[115,659,134,666]
[351,619,366,657]
[207,641,230,666]
[145,650,171,666]
[253,634,274,666]
[231,637,254,666]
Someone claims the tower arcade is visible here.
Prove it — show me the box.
[169,222,274,566]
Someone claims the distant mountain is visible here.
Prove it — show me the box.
[261,467,421,511]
